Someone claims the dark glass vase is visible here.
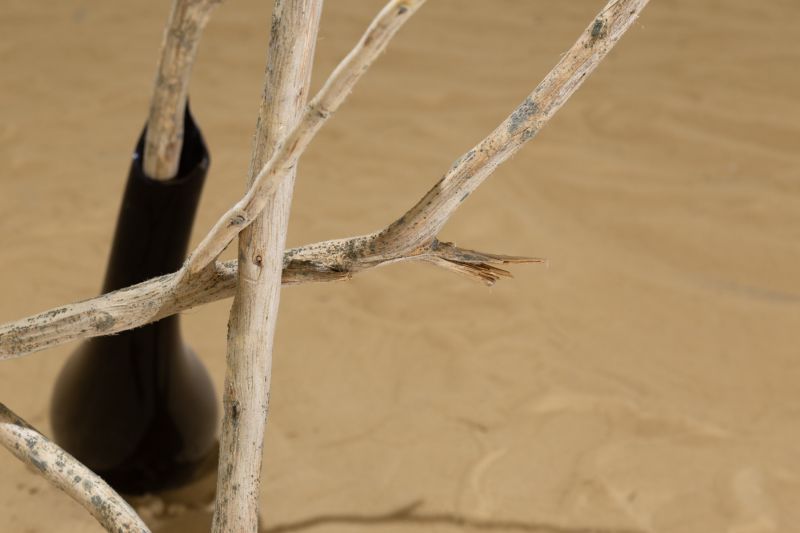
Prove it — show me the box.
[50,108,219,495]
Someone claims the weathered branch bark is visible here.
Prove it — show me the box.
[182,0,427,274]
[212,1,322,531]
[0,3,651,532]
[0,244,535,360]
[0,0,646,361]
[143,0,222,180]
[0,402,150,533]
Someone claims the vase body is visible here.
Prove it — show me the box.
[50,108,218,495]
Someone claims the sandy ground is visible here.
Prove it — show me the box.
[2,1,800,532]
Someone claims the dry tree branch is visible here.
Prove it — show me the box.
[211,1,323,531]
[0,0,646,361]
[144,0,222,180]
[0,244,534,360]
[182,0,427,274]
[0,3,649,530]
[0,402,150,533]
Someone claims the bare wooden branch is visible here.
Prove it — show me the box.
[0,402,149,533]
[0,3,652,532]
[0,0,645,362]
[0,243,537,360]
[212,1,322,531]
[144,0,222,180]
[182,0,427,274]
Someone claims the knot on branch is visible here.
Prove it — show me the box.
[308,101,331,120]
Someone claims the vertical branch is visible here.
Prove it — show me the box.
[0,402,149,533]
[144,0,221,180]
[211,1,323,531]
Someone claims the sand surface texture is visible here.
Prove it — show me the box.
[1,1,799,532]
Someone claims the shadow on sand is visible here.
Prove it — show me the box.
[262,500,639,533]
[148,499,640,533]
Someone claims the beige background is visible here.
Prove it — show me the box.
[1,1,799,532]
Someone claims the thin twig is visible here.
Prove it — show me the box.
[0,402,150,533]
[212,1,322,531]
[144,0,222,180]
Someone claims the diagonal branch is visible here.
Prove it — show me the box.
[372,0,650,256]
[253,0,650,271]
[0,402,150,533]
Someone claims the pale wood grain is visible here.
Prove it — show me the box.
[211,1,323,531]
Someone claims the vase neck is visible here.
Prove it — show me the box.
[102,107,209,293]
